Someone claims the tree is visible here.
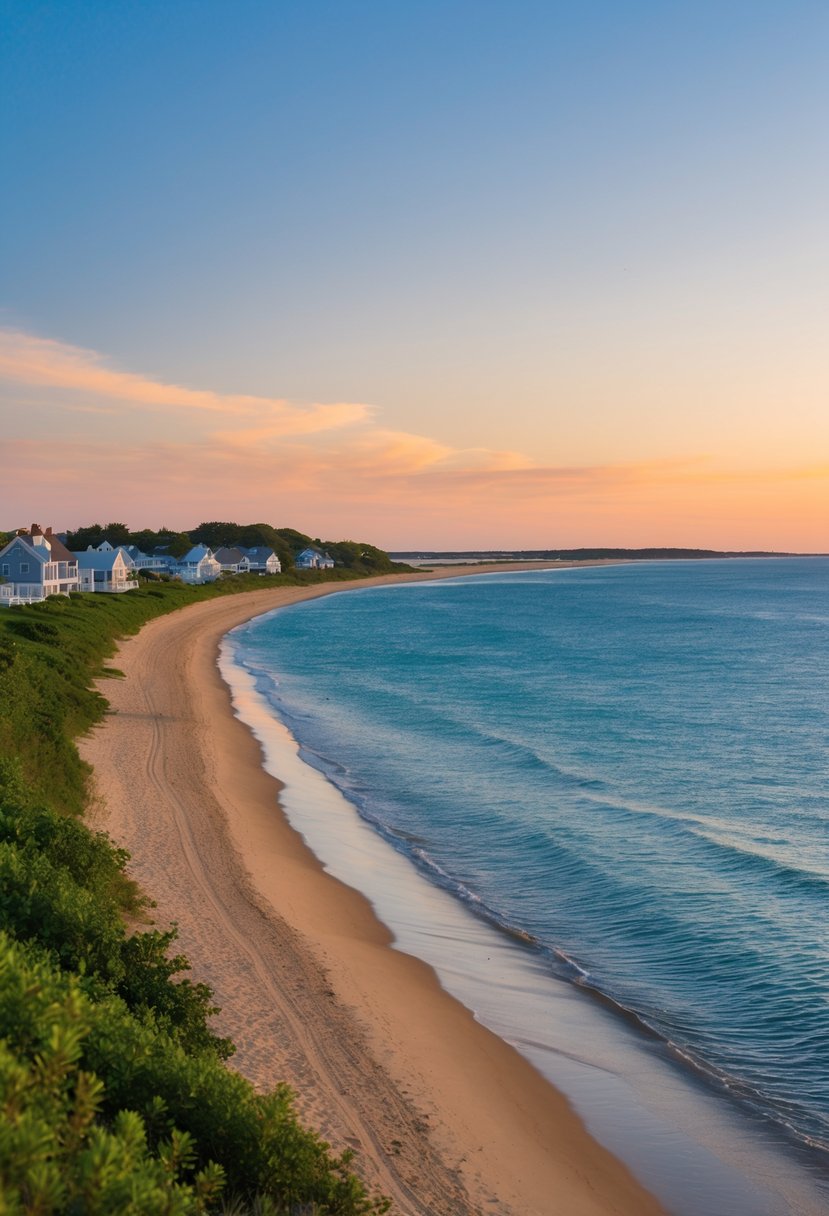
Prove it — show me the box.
[188,522,241,549]
[190,522,295,570]
[102,522,131,546]
[322,540,399,574]
[66,523,104,551]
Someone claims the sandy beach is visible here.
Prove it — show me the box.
[79,563,665,1216]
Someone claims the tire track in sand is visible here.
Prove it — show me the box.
[122,609,479,1216]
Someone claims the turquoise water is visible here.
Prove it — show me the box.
[229,559,829,1203]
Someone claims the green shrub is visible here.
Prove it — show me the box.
[0,568,397,1213]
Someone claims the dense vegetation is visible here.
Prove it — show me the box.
[61,521,406,576]
[0,572,396,1214]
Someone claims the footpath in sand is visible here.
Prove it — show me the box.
[79,563,664,1216]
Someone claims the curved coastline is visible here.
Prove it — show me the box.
[224,569,829,1216]
[79,562,668,1216]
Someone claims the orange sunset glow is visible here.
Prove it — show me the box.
[2,4,827,550]
[1,326,826,549]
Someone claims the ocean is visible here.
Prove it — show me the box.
[223,558,829,1215]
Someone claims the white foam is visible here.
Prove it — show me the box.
[219,625,828,1216]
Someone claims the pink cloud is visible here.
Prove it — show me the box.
[211,403,370,445]
[0,328,372,435]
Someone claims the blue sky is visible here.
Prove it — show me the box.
[1,1,827,545]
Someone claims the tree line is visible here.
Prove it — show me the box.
[59,520,405,576]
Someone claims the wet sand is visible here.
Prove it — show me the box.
[79,563,664,1216]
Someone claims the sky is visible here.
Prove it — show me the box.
[1,0,827,549]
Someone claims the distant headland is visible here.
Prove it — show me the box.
[390,547,818,563]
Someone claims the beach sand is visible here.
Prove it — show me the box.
[78,564,665,1216]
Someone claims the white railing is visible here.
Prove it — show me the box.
[0,584,47,605]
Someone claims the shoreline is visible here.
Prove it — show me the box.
[79,562,666,1216]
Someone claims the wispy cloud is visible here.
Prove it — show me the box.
[0,327,539,475]
[211,403,370,446]
[0,328,372,435]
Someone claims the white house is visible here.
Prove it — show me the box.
[0,525,80,605]
[143,546,179,573]
[295,546,334,569]
[77,546,139,593]
[243,546,281,574]
[176,544,221,584]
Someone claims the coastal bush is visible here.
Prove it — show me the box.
[0,931,227,1215]
[0,913,386,1213]
[0,801,232,1059]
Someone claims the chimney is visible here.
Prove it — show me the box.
[45,527,52,538]
[30,524,49,549]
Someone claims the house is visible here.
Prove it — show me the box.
[115,545,178,574]
[243,546,281,574]
[148,546,180,573]
[176,544,221,584]
[295,546,334,570]
[76,546,139,594]
[0,525,80,605]
[119,544,158,572]
[213,546,251,574]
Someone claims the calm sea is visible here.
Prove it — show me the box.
[226,559,829,1213]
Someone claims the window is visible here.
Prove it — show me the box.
[20,563,29,573]
[1,564,8,576]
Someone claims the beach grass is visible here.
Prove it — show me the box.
[0,572,393,1215]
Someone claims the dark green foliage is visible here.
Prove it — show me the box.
[65,523,193,559]
[0,930,384,1214]
[0,932,228,1214]
[61,520,410,575]
[6,617,61,644]
[0,799,229,1056]
[189,522,295,571]
[320,542,401,575]
[0,564,395,1213]
[64,521,104,549]
[65,521,131,550]
[274,528,313,560]
[117,930,234,1061]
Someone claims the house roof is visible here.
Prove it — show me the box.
[244,546,276,560]
[46,536,76,562]
[214,546,246,564]
[0,535,46,565]
[1,531,78,566]
[181,544,216,563]
[21,527,76,563]
[76,549,131,571]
